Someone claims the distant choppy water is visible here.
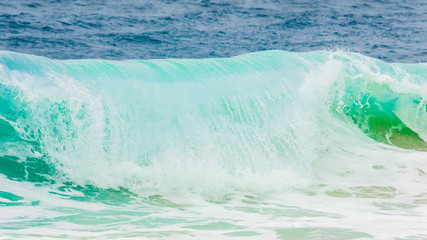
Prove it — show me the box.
[0,0,426,62]
[1,1,427,240]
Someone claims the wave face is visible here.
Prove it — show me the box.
[0,50,426,196]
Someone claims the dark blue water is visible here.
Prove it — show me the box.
[0,0,426,62]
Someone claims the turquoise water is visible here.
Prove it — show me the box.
[1,50,427,239]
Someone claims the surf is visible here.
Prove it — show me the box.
[0,50,426,198]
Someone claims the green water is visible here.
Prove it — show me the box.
[0,50,426,239]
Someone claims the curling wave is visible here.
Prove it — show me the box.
[0,50,426,196]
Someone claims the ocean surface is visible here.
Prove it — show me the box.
[0,1,427,239]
